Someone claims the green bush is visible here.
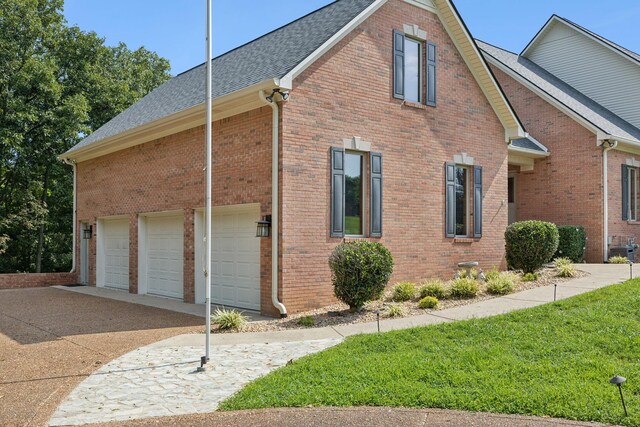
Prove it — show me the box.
[457,268,479,280]
[297,316,315,327]
[522,272,539,282]
[554,226,586,263]
[329,241,394,312]
[484,267,501,281]
[505,220,559,273]
[554,258,577,278]
[385,303,404,317]
[486,273,516,295]
[554,257,572,268]
[609,255,629,264]
[418,280,446,299]
[418,296,439,309]
[212,308,247,331]
[392,282,416,302]
[450,278,479,299]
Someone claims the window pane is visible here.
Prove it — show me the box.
[404,38,420,103]
[455,166,467,236]
[345,153,362,235]
[508,177,515,203]
[632,169,637,220]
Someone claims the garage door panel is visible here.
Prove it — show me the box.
[146,216,183,299]
[101,219,129,290]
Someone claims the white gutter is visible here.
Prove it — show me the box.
[602,139,618,262]
[259,90,287,318]
[62,158,77,273]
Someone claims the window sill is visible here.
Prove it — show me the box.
[402,100,427,110]
[453,237,475,243]
[626,220,640,225]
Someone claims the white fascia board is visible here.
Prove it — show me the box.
[276,0,388,89]
[508,144,550,159]
[483,52,603,137]
[599,133,640,154]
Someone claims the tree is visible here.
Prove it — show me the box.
[0,0,171,273]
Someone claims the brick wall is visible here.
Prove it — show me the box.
[0,272,77,289]
[279,0,509,313]
[607,149,640,257]
[76,107,274,310]
[490,66,604,263]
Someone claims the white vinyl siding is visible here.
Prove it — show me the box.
[525,21,640,129]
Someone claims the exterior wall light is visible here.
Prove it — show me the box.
[82,225,93,240]
[256,215,272,238]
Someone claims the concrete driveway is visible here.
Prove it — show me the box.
[0,287,204,427]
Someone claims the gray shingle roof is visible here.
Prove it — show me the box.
[477,40,640,142]
[65,0,377,155]
[510,137,547,152]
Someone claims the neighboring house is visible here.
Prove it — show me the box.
[59,0,536,317]
[478,15,640,263]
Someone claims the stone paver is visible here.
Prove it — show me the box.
[49,339,342,426]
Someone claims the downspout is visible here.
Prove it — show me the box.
[62,158,77,273]
[259,90,287,317]
[602,139,618,262]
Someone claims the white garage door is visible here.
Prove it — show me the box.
[210,205,261,310]
[102,218,129,290]
[146,215,183,299]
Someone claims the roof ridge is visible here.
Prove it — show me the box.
[177,0,343,77]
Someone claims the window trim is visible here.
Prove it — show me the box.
[344,151,367,237]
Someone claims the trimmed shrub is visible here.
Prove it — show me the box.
[450,278,479,299]
[392,282,416,302]
[486,273,516,295]
[556,263,577,278]
[385,303,404,317]
[457,268,479,280]
[609,255,629,264]
[522,272,539,282]
[484,267,501,282]
[212,308,247,331]
[554,226,586,263]
[329,241,394,312]
[505,220,559,273]
[418,296,439,309]
[419,280,446,299]
[554,257,572,268]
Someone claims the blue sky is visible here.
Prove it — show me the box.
[63,0,640,75]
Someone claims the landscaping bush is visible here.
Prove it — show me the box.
[385,303,404,317]
[484,267,501,281]
[457,268,479,280]
[297,316,315,327]
[212,308,247,331]
[522,272,539,282]
[554,226,586,262]
[505,220,559,273]
[418,296,439,309]
[609,255,629,264]
[554,258,577,278]
[449,278,479,299]
[419,280,446,299]
[329,241,394,312]
[554,257,572,268]
[486,273,517,295]
[392,282,416,302]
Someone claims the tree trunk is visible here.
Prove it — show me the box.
[35,165,51,273]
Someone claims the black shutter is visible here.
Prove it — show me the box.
[473,166,483,238]
[426,42,436,106]
[370,152,383,237]
[622,164,629,220]
[445,162,456,238]
[331,147,345,237]
[393,30,405,99]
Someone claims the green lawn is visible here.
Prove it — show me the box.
[221,280,640,426]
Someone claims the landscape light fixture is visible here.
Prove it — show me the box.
[376,310,381,333]
[82,225,92,240]
[629,260,633,280]
[610,375,628,417]
[256,215,272,238]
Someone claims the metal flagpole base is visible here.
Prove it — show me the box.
[197,356,209,372]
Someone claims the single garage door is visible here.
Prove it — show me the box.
[101,218,129,290]
[210,205,261,310]
[146,215,183,299]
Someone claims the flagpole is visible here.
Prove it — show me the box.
[200,0,213,371]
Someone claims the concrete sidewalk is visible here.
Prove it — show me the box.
[155,263,630,347]
[49,264,630,426]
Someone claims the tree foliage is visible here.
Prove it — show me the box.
[0,0,171,272]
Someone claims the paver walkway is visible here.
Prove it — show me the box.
[49,264,630,426]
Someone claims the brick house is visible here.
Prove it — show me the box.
[59,0,535,316]
[478,15,640,263]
